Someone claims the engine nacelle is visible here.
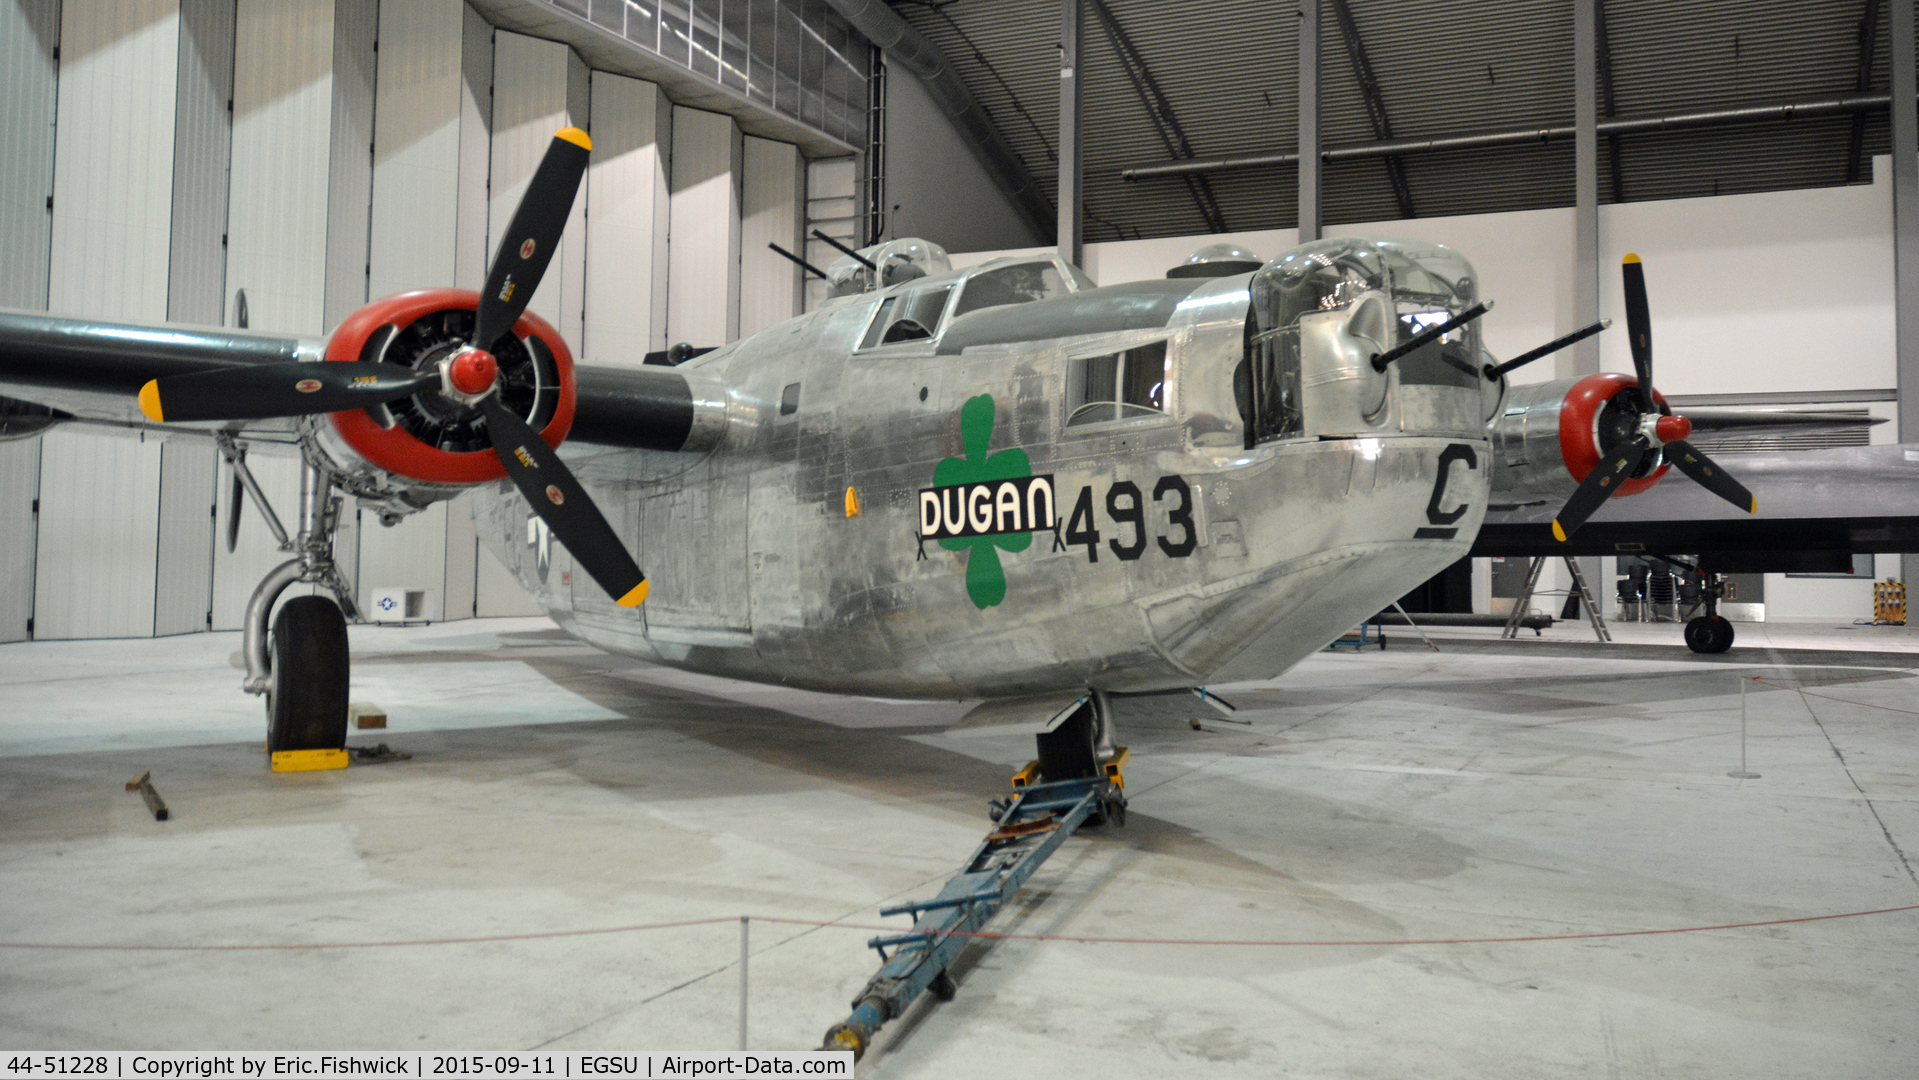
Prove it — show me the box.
[302,289,575,522]
[1489,372,1672,505]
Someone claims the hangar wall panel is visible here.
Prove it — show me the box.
[0,0,61,312]
[584,71,672,366]
[47,0,181,323]
[443,497,478,620]
[476,529,543,616]
[884,68,1040,254]
[739,135,803,340]
[491,32,588,356]
[226,0,335,335]
[0,440,41,644]
[321,0,376,333]
[803,155,855,313]
[210,449,302,630]
[668,106,743,347]
[153,439,216,636]
[369,0,467,298]
[357,501,449,622]
[455,4,493,290]
[33,430,162,640]
[166,0,236,327]
[1598,162,1894,398]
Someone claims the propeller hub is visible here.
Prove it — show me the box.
[1654,414,1692,444]
[447,347,498,397]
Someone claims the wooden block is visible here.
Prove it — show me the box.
[349,702,387,729]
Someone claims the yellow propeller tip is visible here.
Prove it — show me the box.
[1749,498,1758,514]
[137,380,164,422]
[1551,520,1568,542]
[616,579,648,607]
[1622,252,1642,265]
[556,126,592,151]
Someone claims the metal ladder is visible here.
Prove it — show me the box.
[1501,555,1612,642]
[820,755,1128,1058]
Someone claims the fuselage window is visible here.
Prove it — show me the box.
[951,262,1070,319]
[858,285,953,349]
[1239,315,1304,445]
[1067,340,1168,426]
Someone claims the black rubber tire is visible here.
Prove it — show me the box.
[267,595,350,753]
[1684,615,1735,654]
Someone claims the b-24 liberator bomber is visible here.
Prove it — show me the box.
[0,127,1832,775]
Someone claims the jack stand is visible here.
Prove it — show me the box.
[1501,556,1610,642]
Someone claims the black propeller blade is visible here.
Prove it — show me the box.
[474,128,592,348]
[1553,436,1650,543]
[1620,253,1658,413]
[480,396,646,606]
[139,361,434,422]
[1666,439,1756,514]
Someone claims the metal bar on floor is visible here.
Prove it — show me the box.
[820,771,1123,1058]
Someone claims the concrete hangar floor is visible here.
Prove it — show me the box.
[2,617,1916,1077]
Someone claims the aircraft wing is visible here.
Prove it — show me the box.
[0,307,318,435]
[1474,444,1919,558]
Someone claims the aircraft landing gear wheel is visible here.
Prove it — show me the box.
[1684,615,1734,654]
[266,595,350,753]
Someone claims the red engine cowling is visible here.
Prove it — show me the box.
[1489,372,1672,503]
[309,289,575,510]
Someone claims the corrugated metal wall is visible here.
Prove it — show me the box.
[585,69,672,364]
[33,430,162,639]
[0,439,41,644]
[738,133,803,339]
[456,2,494,290]
[668,105,743,346]
[152,438,215,636]
[322,0,376,332]
[166,0,235,327]
[368,0,470,297]
[226,0,335,337]
[803,154,855,312]
[48,0,180,321]
[0,0,60,313]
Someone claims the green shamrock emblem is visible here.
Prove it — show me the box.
[934,394,1031,609]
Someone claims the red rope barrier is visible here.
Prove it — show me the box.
[1751,676,1919,717]
[5,905,1914,953]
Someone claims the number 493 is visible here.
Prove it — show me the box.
[1061,475,1197,562]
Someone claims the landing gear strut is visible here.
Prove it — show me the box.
[233,454,359,769]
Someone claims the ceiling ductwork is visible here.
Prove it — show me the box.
[827,0,1057,245]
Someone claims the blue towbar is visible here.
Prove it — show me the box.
[820,767,1127,1057]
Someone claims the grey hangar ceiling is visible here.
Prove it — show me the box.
[889,0,1898,244]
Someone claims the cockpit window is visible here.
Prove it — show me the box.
[858,285,954,350]
[951,261,1070,319]
[1067,341,1168,426]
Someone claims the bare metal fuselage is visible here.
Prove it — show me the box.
[474,265,1492,699]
